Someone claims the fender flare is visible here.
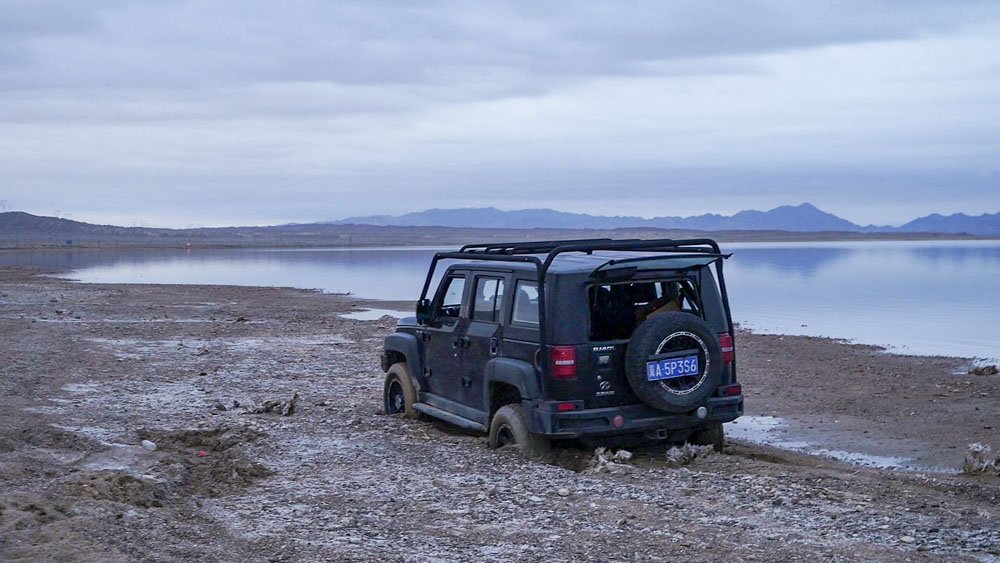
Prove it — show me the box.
[484,357,541,407]
[382,332,426,391]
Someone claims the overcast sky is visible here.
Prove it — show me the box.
[2,1,999,227]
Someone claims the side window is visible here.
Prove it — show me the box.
[511,281,539,326]
[472,277,505,323]
[437,276,465,318]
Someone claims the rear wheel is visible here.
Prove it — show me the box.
[689,422,725,452]
[383,363,418,418]
[488,404,551,461]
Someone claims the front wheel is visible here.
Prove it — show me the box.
[383,363,418,418]
[488,404,552,461]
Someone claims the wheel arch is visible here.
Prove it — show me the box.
[382,332,427,391]
[484,357,540,418]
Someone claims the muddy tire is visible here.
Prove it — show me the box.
[624,312,723,413]
[689,423,725,452]
[383,363,418,418]
[488,404,551,461]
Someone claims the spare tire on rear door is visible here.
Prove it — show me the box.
[624,312,723,413]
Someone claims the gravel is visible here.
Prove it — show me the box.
[0,265,998,562]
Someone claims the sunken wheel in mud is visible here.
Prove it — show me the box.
[383,363,418,418]
[689,423,725,452]
[624,312,723,413]
[488,404,552,461]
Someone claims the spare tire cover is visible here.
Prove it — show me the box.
[624,312,723,413]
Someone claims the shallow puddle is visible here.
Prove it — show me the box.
[338,308,410,321]
[726,415,955,473]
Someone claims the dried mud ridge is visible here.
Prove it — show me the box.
[0,266,998,562]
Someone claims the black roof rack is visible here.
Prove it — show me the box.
[457,237,723,257]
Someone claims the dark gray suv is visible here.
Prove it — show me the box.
[381,238,743,458]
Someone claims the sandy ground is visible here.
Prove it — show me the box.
[1,266,998,562]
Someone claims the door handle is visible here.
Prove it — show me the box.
[489,337,499,356]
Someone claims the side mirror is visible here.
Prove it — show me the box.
[416,298,432,325]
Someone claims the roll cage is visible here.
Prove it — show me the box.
[417,237,735,379]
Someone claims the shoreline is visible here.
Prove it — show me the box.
[5,263,997,466]
[2,227,996,251]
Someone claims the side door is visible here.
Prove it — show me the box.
[461,274,508,411]
[422,272,469,404]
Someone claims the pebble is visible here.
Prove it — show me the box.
[901,536,916,543]
[557,488,570,497]
[141,439,157,451]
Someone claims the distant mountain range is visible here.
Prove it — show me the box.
[2,204,998,241]
[332,203,1000,235]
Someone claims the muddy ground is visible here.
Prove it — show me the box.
[1,266,998,562]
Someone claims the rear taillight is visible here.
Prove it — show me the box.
[721,383,742,397]
[550,346,577,380]
[719,332,734,364]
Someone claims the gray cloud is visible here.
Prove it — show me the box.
[2,1,999,226]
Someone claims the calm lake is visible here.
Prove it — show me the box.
[2,241,997,362]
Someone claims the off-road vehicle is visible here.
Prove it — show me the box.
[380,238,742,458]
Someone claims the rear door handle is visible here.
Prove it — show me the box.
[489,337,499,356]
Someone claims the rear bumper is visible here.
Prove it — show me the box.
[528,395,743,439]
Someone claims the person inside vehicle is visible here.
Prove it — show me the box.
[636,281,682,322]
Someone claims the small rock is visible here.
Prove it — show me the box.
[557,488,570,497]
[901,536,916,544]
[970,365,998,376]
[528,496,543,503]
[141,440,157,451]
[248,392,299,416]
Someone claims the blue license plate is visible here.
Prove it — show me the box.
[646,355,699,381]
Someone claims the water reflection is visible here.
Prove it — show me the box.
[724,242,1000,360]
[726,247,852,277]
[2,241,997,361]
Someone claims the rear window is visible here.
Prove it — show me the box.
[512,281,539,326]
[590,279,701,341]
